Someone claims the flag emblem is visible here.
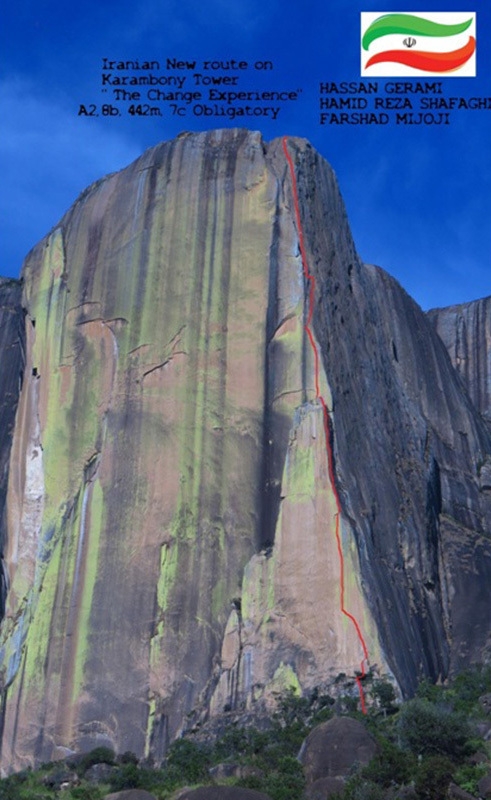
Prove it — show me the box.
[361,12,476,77]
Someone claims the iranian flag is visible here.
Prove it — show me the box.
[361,12,476,77]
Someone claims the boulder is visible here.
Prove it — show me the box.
[475,721,491,741]
[105,791,157,800]
[173,788,273,800]
[479,694,491,715]
[305,776,345,799]
[447,783,478,799]
[393,788,418,800]
[478,772,491,799]
[299,717,378,783]
[86,762,118,783]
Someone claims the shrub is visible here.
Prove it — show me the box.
[397,698,471,760]
[362,739,415,787]
[262,763,305,800]
[108,762,142,791]
[165,738,212,784]
[414,755,454,800]
[274,688,311,727]
[371,678,397,715]
[274,686,334,730]
[77,746,116,775]
[213,725,271,762]
[239,774,264,791]
[118,751,139,765]
[416,680,447,704]
[341,775,387,800]
[452,665,491,713]
[239,755,305,800]
[70,785,107,800]
[453,762,488,795]
[0,781,22,800]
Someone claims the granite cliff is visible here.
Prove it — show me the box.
[427,298,491,426]
[0,130,490,772]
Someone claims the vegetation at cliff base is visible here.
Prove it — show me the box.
[0,666,490,800]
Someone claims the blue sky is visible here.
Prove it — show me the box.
[1,0,489,310]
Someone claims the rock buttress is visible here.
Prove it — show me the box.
[212,138,491,714]
[210,138,389,716]
[0,130,299,769]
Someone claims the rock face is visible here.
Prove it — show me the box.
[427,298,491,423]
[0,130,490,772]
[0,278,24,620]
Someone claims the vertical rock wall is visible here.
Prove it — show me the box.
[210,140,388,716]
[0,132,387,769]
[0,279,24,620]
[427,297,491,423]
[211,141,491,714]
[0,131,490,772]
[285,140,491,692]
[0,130,281,766]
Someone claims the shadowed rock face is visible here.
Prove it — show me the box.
[309,260,491,694]
[0,279,24,620]
[427,298,491,423]
[0,130,490,772]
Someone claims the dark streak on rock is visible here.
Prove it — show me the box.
[0,278,25,620]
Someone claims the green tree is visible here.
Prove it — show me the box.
[371,679,397,716]
[415,755,454,800]
[109,762,142,791]
[397,698,471,761]
[341,775,387,800]
[76,746,115,776]
[165,738,212,783]
[452,665,491,713]
[362,739,415,787]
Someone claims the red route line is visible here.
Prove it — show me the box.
[282,136,369,714]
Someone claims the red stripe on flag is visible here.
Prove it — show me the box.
[366,35,475,72]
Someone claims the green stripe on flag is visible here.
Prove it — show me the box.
[362,13,473,51]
